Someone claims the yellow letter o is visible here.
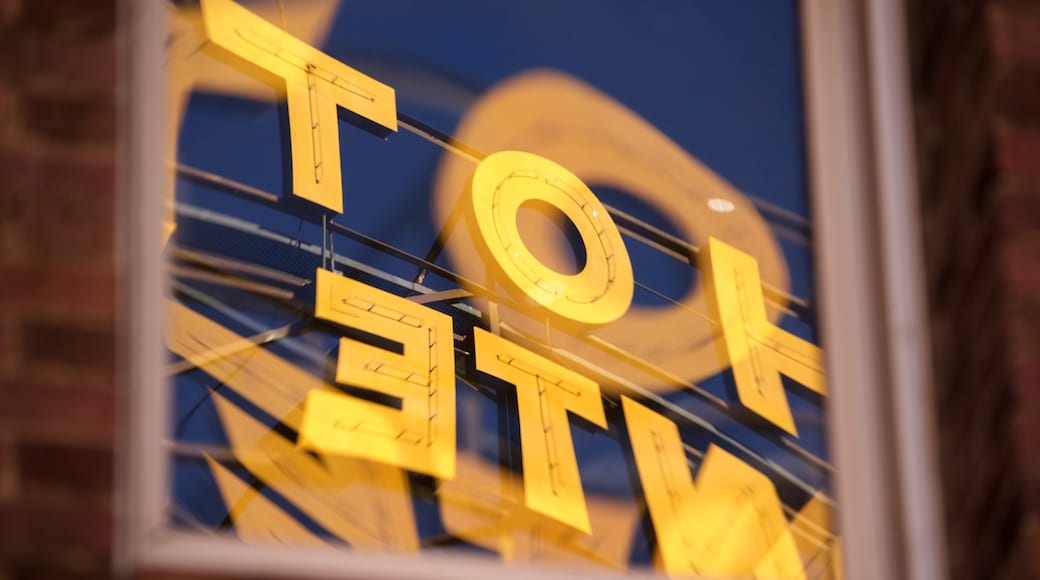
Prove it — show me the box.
[434,70,789,390]
[467,151,634,326]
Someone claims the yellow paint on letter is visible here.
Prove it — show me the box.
[473,327,607,534]
[622,396,805,579]
[702,237,826,435]
[467,150,634,326]
[300,268,456,480]
[200,0,397,213]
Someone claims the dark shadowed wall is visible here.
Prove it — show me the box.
[908,0,1040,577]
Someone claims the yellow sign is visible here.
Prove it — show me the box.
[300,268,457,480]
[166,1,840,577]
[702,237,826,435]
[201,0,396,213]
[468,151,634,326]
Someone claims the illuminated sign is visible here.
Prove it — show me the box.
[163,0,839,577]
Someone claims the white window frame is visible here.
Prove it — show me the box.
[118,1,947,578]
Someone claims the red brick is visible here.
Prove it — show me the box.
[1000,234,1040,298]
[995,123,1040,179]
[996,543,1036,580]
[0,0,19,28]
[0,385,8,425]
[921,126,995,298]
[1025,478,1040,513]
[17,441,112,495]
[993,178,1040,234]
[1005,307,1040,356]
[915,2,1040,575]
[0,378,115,439]
[0,435,12,500]
[21,90,114,144]
[1022,512,1040,577]
[0,498,112,558]
[1012,359,1040,397]
[13,202,116,265]
[1011,412,1040,481]
[0,34,116,88]
[1017,383,1040,471]
[0,314,11,375]
[0,88,14,137]
[0,149,114,199]
[989,64,1040,119]
[0,150,115,264]
[0,265,115,316]
[16,0,114,38]
[991,5,1040,67]
[18,318,115,374]
[922,1,987,109]
[932,92,992,200]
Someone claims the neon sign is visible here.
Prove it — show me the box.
[165,1,839,577]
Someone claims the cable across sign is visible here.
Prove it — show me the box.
[162,1,839,577]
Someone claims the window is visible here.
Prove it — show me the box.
[122,1,943,578]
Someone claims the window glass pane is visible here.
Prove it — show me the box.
[162,1,837,576]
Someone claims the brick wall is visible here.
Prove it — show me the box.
[908,0,1040,578]
[0,0,119,578]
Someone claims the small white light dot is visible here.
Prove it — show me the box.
[592,210,598,217]
[707,198,736,213]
